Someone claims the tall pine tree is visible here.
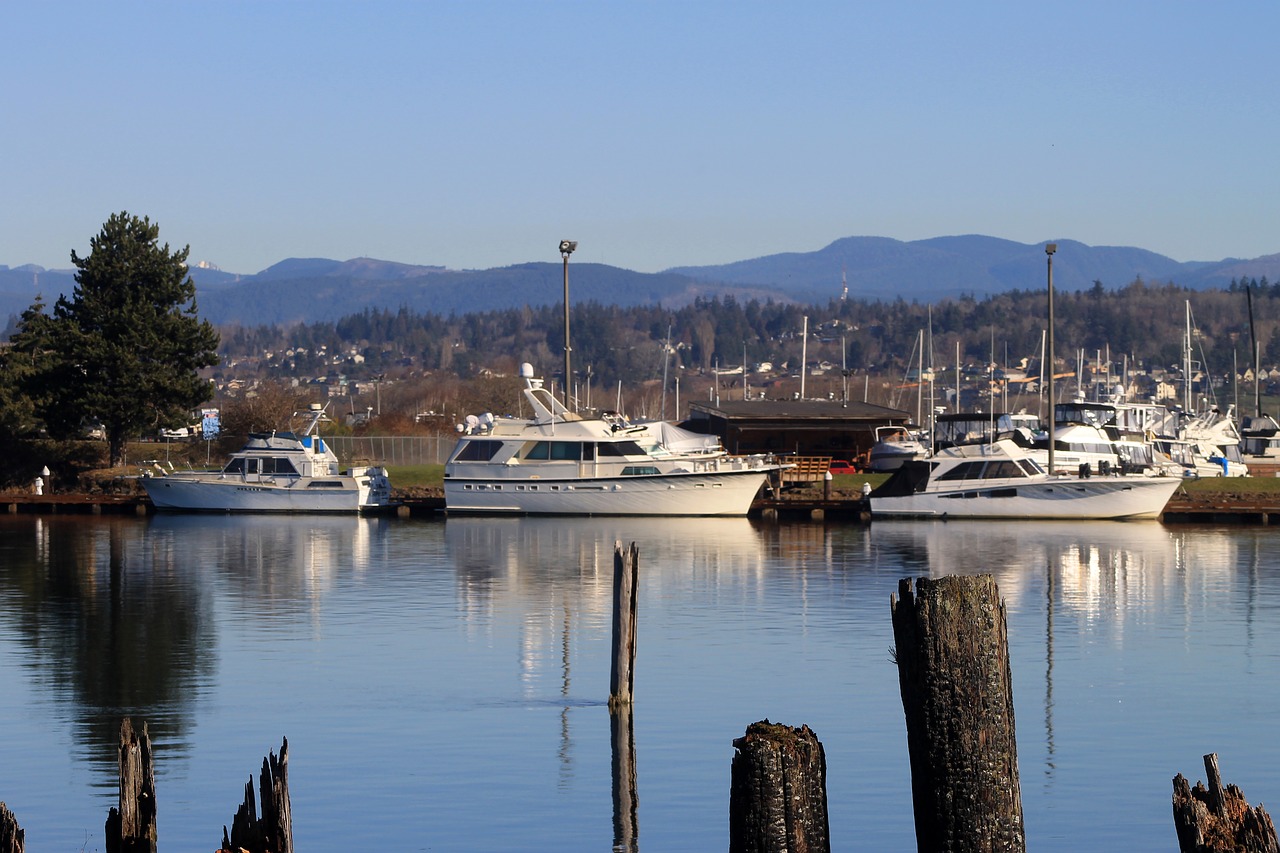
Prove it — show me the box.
[18,212,220,466]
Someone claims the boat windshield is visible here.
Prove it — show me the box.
[935,459,1031,481]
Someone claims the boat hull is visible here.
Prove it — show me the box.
[143,473,390,513]
[870,475,1182,520]
[444,469,769,516]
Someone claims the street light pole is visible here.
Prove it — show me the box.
[1045,242,1057,475]
[560,240,577,409]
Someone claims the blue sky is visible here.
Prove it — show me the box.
[4,1,1278,275]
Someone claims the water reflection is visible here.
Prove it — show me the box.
[144,513,389,611]
[0,515,213,775]
[0,514,392,779]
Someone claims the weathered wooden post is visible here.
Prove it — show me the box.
[1172,753,1279,852]
[105,717,157,853]
[609,541,638,709]
[729,720,830,853]
[0,802,23,853]
[221,737,293,853]
[891,575,1025,853]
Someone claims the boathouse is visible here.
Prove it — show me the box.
[685,398,911,464]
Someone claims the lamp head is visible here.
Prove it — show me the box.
[1045,243,1057,255]
[559,240,578,256]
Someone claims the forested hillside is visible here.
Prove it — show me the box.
[217,276,1280,396]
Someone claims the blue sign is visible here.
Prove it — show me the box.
[201,409,221,440]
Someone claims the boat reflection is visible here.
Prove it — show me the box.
[444,515,769,592]
[144,513,388,601]
[869,519,1240,615]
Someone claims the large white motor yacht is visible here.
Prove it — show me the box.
[443,364,779,516]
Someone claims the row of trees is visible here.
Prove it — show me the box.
[0,213,220,466]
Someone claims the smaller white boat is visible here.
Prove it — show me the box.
[868,437,1182,520]
[142,404,394,513]
[867,425,928,472]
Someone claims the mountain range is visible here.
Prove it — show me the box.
[4,234,1279,328]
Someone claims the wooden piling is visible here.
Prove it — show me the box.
[221,737,293,853]
[0,802,23,853]
[891,575,1025,853]
[609,541,638,709]
[1172,753,1278,852]
[729,720,830,853]
[105,718,157,853]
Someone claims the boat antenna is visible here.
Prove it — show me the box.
[1045,243,1057,475]
[559,239,577,411]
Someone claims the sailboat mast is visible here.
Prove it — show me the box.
[1184,301,1192,412]
[1248,284,1261,416]
[1046,244,1057,475]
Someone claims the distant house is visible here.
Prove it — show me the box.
[685,398,911,462]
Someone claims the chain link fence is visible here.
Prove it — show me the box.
[326,435,455,466]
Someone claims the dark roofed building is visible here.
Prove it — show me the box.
[685,398,911,463]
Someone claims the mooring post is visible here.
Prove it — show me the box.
[609,541,638,709]
[891,575,1025,853]
[1172,752,1279,852]
[0,802,24,853]
[729,720,830,853]
[105,717,157,853]
[221,737,293,853]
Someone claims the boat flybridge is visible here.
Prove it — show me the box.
[443,363,780,515]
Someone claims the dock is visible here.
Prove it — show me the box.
[2,491,1277,524]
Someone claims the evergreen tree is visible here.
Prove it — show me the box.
[18,212,220,466]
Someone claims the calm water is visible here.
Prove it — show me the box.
[1,513,1278,851]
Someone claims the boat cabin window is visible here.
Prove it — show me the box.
[1017,459,1045,476]
[223,458,247,474]
[452,439,503,462]
[982,461,1025,479]
[524,441,591,461]
[263,457,299,475]
[597,440,646,458]
[935,461,986,481]
[1055,440,1115,455]
[621,465,660,476]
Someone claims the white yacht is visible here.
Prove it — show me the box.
[443,364,779,516]
[142,405,394,513]
[868,437,1182,520]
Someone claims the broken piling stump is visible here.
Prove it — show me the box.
[221,737,293,853]
[729,720,830,853]
[891,575,1025,853]
[0,802,23,853]
[1172,753,1278,852]
[105,718,157,853]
